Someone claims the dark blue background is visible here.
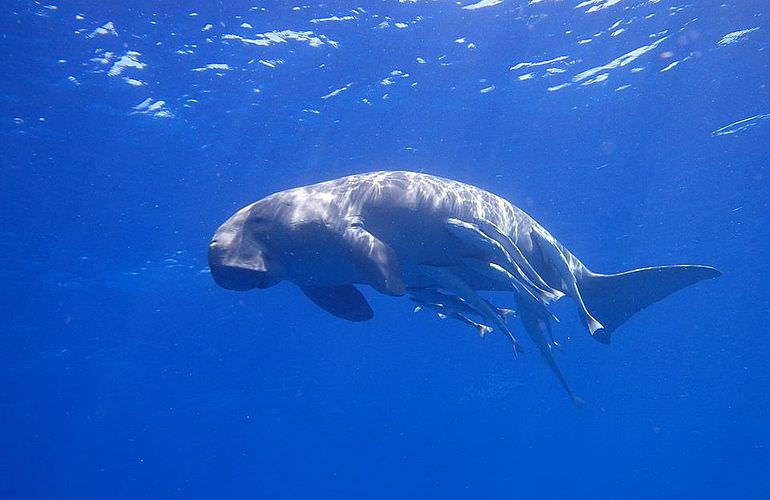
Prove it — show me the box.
[2,1,769,498]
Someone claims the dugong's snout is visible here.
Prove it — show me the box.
[208,238,277,291]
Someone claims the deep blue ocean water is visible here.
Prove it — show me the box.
[2,1,769,498]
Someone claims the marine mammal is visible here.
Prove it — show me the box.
[209,171,720,405]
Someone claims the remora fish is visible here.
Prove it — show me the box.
[209,171,720,405]
[409,288,515,323]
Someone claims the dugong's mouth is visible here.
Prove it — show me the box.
[209,264,271,291]
[208,239,274,291]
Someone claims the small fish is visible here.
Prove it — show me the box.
[409,287,515,323]
[413,303,493,338]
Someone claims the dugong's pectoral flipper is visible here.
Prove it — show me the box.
[516,294,584,407]
[343,225,406,296]
[301,285,374,322]
[418,264,524,353]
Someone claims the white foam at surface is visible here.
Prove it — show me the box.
[518,73,534,81]
[611,28,624,37]
[616,85,631,91]
[462,0,503,10]
[394,22,408,28]
[572,35,668,82]
[479,85,495,93]
[416,57,426,64]
[717,27,759,46]
[202,24,213,31]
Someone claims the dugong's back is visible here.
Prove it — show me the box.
[270,170,539,239]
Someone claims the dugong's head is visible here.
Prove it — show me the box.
[208,201,285,291]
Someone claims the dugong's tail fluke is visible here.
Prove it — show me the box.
[578,265,722,343]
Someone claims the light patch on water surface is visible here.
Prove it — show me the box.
[107,51,146,77]
[321,83,352,99]
[310,16,356,23]
[222,30,337,48]
[581,73,609,86]
[192,63,231,72]
[510,55,569,71]
[547,83,571,91]
[479,85,495,93]
[712,113,770,136]
[258,59,283,68]
[518,73,534,81]
[572,36,669,82]
[462,0,503,10]
[576,0,622,14]
[717,27,759,47]
[659,60,680,72]
[123,77,146,86]
[88,21,117,38]
[131,98,173,119]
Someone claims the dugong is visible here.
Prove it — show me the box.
[208,171,720,405]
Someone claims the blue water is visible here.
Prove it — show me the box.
[2,1,769,498]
